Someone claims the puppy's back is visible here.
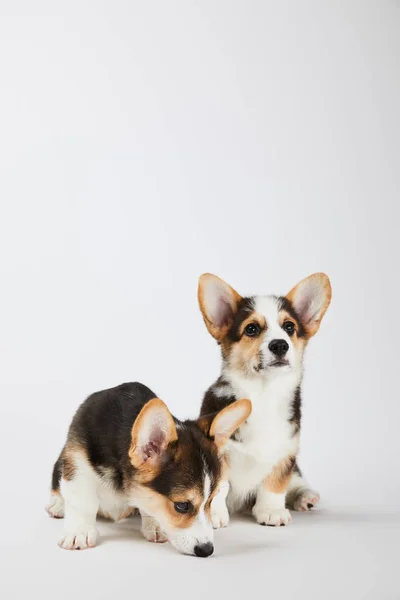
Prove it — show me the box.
[67,382,157,476]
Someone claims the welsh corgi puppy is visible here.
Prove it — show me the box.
[47,382,251,556]
[198,273,331,528]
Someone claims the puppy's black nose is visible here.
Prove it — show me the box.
[194,542,214,557]
[269,339,289,357]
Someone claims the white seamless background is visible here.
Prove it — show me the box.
[0,2,399,600]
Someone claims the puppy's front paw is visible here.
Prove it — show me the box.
[211,500,230,529]
[46,493,64,519]
[292,489,320,512]
[141,517,168,543]
[58,529,98,550]
[253,506,292,527]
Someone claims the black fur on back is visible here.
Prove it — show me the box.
[67,382,156,490]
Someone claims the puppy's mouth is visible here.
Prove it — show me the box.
[253,358,290,372]
[269,359,290,368]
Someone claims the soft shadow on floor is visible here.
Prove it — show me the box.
[230,505,400,527]
[297,506,400,525]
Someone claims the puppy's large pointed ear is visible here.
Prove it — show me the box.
[197,399,252,450]
[286,273,332,338]
[198,274,242,341]
[129,399,177,470]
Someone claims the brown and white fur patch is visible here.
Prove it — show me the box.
[47,382,251,556]
[198,273,331,528]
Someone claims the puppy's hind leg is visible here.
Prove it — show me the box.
[286,463,320,512]
[46,454,65,518]
[58,452,99,550]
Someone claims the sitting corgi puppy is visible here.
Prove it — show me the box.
[198,273,331,528]
[47,382,251,556]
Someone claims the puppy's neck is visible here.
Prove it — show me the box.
[221,360,303,401]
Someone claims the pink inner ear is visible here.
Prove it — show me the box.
[141,431,165,462]
[294,280,324,324]
[215,297,234,327]
[296,295,314,323]
[203,278,237,328]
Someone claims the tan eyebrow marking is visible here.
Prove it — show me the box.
[169,488,203,507]
[238,313,266,336]
[278,310,298,330]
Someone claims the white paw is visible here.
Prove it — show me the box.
[141,518,168,543]
[253,507,292,527]
[210,501,230,529]
[46,493,65,519]
[58,529,98,550]
[292,489,320,512]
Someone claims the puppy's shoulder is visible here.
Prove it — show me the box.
[200,376,237,416]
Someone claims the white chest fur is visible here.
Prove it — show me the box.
[222,369,301,511]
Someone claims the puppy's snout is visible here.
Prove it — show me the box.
[268,339,289,357]
[194,542,214,557]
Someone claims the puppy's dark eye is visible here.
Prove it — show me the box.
[174,502,192,514]
[282,321,295,336]
[244,323,260,337]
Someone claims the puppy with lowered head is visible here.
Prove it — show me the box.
[198,273,331,528]
[47,382,251,556]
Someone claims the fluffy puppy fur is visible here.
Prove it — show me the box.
[198,273,331,527]
[47,382,251,556]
